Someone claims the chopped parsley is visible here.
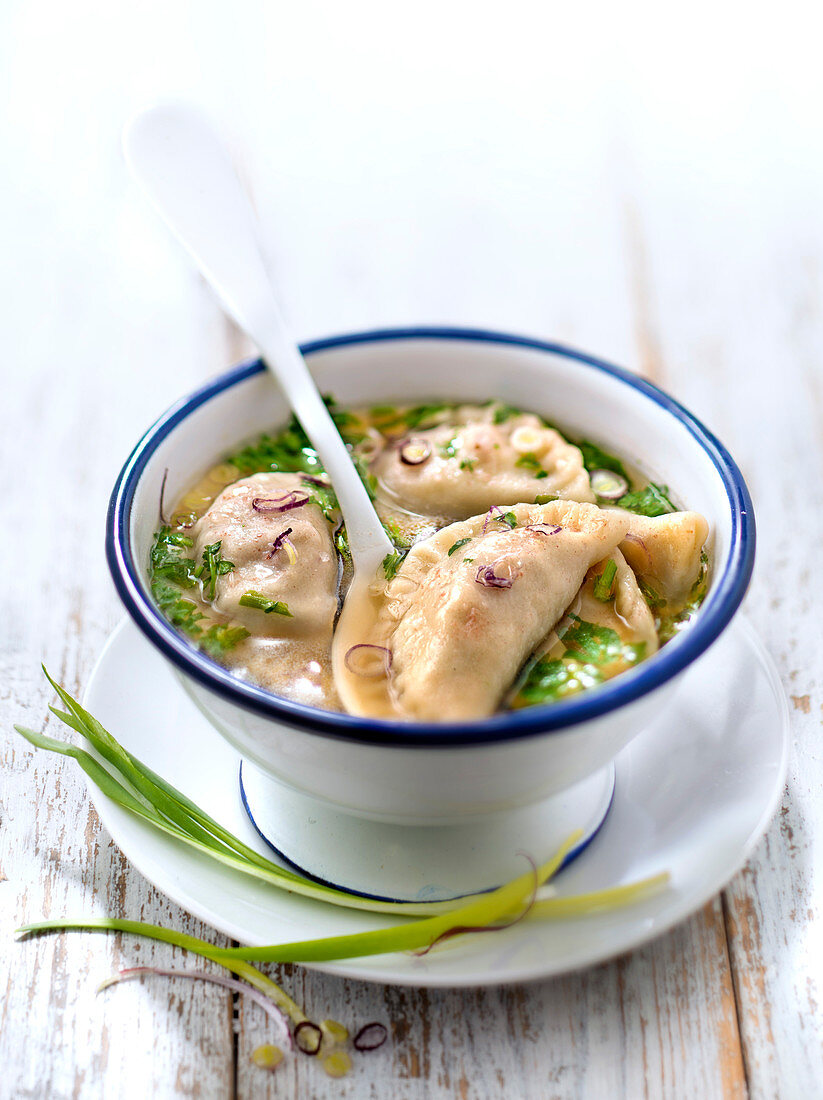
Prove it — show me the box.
[199,623,252,656]
[238,591,293,616]
[592,559,617,602]
[492,403,523,424]
[501,511,517,529]
[613,483,675,518]
[459,457,477,471]
[382,549,408,580]
[150,527,198,589]
[534,493,557,505]
[514,452,544,473]
[512,616,646,707]
[439,436,459,459]
[559,615,646,667]
[577,440,628,480]
[149,529,249,656]
[195,541,235,601]
[448,537,472,556]
[402,403,450,429]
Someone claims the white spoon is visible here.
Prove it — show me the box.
[123,104,393,584]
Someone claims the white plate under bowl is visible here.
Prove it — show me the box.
[82,616,788,988]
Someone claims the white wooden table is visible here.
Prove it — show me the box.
[2,3,821,1096]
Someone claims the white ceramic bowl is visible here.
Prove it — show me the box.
[107,327,754,826]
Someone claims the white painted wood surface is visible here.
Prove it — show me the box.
[1,2,821,1096]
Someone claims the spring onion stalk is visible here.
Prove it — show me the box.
[16,866,669,968]
[15,671,490,917]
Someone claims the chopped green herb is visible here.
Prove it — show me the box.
[637,577,666,610]
[238,592,293,617]
[447,537,472,556]
[593,559,618,602]
[369,404,398,420]
[439,437,459,459]
[306,482,339,522]
[200,623,251,656]
[463,557,475,564]
[459,457,477,471]
[613,483,675,517]
[514,452,544,473]
[402,403,450,429]
[559,615,645,667]
[577,440,628,480]
[515,657,604,705]
[150,527,198,589]
[195,541,235,601]
[381,518,412,549]
[381,550,408,581]
[534,493,557,505]
[501,511,517,529]
[149,530,248,657]
[492,403,523,424]
[151,580,204,636]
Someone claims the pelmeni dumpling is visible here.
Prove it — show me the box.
[613,510,710,609]
[342,500,631,721]
[193,472,338,638]
[371,406,595,519]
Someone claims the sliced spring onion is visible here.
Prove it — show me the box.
[593,559,618,602]
[238,592,293,616]
[590,469,629,499]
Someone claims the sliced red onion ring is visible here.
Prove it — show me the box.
[294,1020,323,1056]
[253,492,310,513]
[589,468,629,499]
[475,564,514,589]
[481,505,506,534]
[267,527,295,559]
[353,1022,388,1052]
[300,473,330,488]
[344,644,393,678]
[623,531,653,569]
[524,523,562,536]
[398,438,432,465]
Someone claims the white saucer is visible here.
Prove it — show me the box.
[82,617,788,988]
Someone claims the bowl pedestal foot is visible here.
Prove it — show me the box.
[239,762,616,903]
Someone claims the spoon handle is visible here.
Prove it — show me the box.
[123,104,392,569]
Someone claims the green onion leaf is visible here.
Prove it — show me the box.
[239,592,293,616]
[592,559,617,602]
[447,537,472,557]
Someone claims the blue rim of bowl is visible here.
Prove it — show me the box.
[106,325,755,747]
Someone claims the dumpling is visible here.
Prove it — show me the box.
[371,407,595,519]
[192,472,338,638]
[338,500,631,721]
[613,510,710,610]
